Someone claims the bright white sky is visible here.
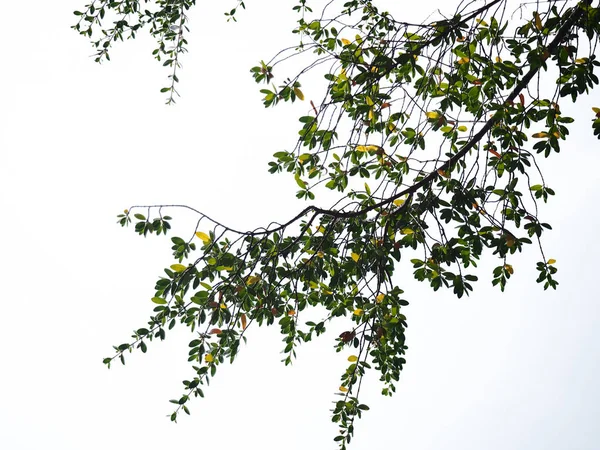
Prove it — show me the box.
[1,1,600,449]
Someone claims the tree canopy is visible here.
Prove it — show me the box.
[74,0,600,447]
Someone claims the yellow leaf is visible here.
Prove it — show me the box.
[475,18,488,26]
[534,12,542,30]
[368,108,374,120]
[220,303,227,309]
[365,96,374,106]
[123,209,129,214]
[547,259,557,265]
[457,125,468,132]
[348,355,358,362]
[317,225,326,233]
[205,354,214,363]
[317,251,324,258]
[425,111,439,119]
[592,107,600,113]
[241,313,247,330]
[576,58,587,64]
[353,308,364,316]
[195,231,210,243]
[400,228,414,235]
[457,57,470,64]
[553,131,561,138]
[351,252,360,262]
[170,264,186,272]
[388,122,397,132]
[393,198,405,207]
[532,132,549,138]
[504,264,514,275]
[341,38,351,46]
[246,275,261,285]
[376,293,385,303]
[495,56,502,63]
[294,87,305,101]
[339,386,348,392]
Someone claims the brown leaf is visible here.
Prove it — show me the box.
[339,331,356,343]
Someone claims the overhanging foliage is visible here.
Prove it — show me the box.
[75,0,600,447]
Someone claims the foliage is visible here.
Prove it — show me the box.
[77,0,600,447]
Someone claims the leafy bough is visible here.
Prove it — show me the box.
[84,0,600,447]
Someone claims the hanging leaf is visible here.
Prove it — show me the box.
[294,87,305,101]
[504,233,516,247]
[348,355,358,362]
[351,252,360,262]
[170,264,186,272]
[339,386,348,392]
[240,313,247,330]
[534,12,542,30]
[547,259,557,265]
[356,144,380,153]
[339,331,355,343]
[376,293,385,303]
[195,231,210,243]
[488,148,502,158]
[294,173,307,189]
[151,297,167,305]
[246,275,261,285]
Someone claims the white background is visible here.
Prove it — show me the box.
[1,1,599,449]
